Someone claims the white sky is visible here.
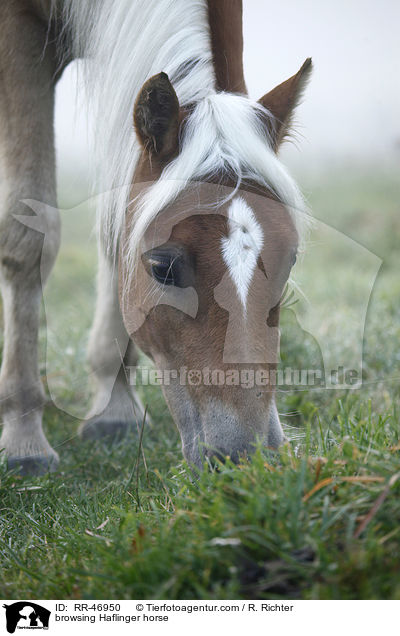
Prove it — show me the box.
[55,0,400,181]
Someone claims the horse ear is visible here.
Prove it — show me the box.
[133,72,180,157]
[258,58,312,151]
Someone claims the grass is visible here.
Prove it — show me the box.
[0,169,399,599]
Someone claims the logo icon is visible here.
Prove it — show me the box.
[3,603,50,633]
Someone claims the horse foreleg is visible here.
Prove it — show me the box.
[80,250,147,439]
[0,5,60,474]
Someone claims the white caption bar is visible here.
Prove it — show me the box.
[1,600,399,635]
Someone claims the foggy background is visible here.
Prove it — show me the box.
[55,0,400,191]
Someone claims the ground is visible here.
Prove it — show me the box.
[0,169,399,599]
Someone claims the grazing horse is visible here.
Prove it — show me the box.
[0,0,311,473]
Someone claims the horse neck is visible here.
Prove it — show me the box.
[207,0,247,94]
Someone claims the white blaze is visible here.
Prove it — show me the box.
[221,197,264,309]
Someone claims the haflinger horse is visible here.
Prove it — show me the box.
[0,0,311,474]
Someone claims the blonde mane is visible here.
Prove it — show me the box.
[63,0,309,269]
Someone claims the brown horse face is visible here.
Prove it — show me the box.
[120,65,310,467]
[121,182,298,467]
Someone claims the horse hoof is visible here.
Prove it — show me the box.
[78,418,131,441]
[7,452,59,476]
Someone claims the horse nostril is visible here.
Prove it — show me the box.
[205,448,243,467]
[204,448,226,468]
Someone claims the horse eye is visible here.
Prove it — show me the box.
[143,245,193,288]
[151,260,175,286]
